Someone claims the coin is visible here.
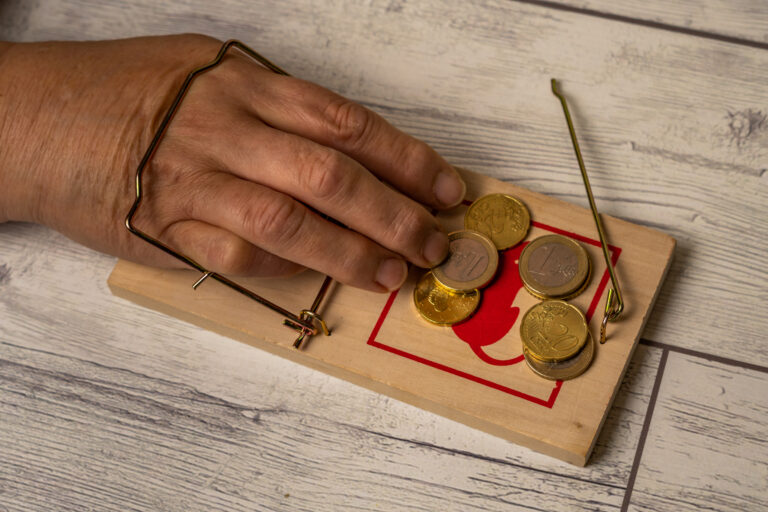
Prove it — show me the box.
[524,332,595,381]
[432,230,499,292]
[413,271,481,325]
[519,300,589,362]
[519,234,591,300]
[464,194,531,250]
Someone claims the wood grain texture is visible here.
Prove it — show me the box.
[2,0,766,365]
[107,167,674,466]
[554,0,768,46]
[627,352,768,512]
[0,224,664,510]
[0,0,766,509]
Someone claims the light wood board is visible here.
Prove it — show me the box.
[108,167,674,465]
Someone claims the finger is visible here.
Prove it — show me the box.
[242,70,465,209]
[216,121,449,268]
[161,219,305,277]
[187,173,409,292]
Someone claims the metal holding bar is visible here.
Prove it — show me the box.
[125,39,333,347]
[550,79,624,344]
[289,275,334,349]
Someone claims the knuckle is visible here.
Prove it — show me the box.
[210,237,250,275]
[385,205,428,249]
[178,33,221,48]
[323,96,373,148]
[395,139,435,181]
[335,237,374,284]
[302,149,354,202]
[175,170,216,219]
[240,195,307,248]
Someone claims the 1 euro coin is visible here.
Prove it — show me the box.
[432,230,499,292]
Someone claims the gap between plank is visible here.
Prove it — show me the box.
[621,348,668,512]
[510,0,768,51]
[640,339,768,374]
[359,428,625,490]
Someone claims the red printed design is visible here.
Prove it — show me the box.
[452,243,528,366]
[367,221,621,408]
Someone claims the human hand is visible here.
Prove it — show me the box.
[0,35,465,292]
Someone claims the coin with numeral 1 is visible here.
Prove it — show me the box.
[464,193,531,250]
[432,230,499,292]
[519,234,591,300]
[519,300,589,363]
[413,272,481,325]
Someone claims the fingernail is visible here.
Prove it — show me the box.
[423,230,449,266]
[375,258,408,291]
[433,169,466,207]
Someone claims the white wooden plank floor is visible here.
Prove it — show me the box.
[1,1,767,511]
[627,353,768,511]
[556,0,768,47]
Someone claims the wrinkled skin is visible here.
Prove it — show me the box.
[0,34,465,292]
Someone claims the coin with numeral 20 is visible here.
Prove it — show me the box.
[519,300,589,363]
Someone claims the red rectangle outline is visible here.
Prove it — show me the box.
[366,221,622,409]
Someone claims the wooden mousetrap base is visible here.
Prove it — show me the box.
[108,168,674,466]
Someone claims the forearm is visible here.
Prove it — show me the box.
[0,40,24,223]
[0,40,89,226]
[1,41,129,227]
[0,38,200,236]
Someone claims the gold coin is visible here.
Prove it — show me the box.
[524,332,595,381]
[464,194,531,250]
[519,300,589,363]
[432,230,499,292]
[519,234,592,300]
[413,271,480,325]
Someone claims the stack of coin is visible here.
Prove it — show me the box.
[432,230,499,292]
[413,194,531,325]
[412,192,597,380]
[519,300,593,380]
[519,234,592,300]
[415,230,498,325]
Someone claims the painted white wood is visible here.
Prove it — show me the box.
[0,224,663,510]
[0,224,659,510]
[559,0,768,45]
[1,0,767,364]
[628,352,768,512]
[0,0,767,509]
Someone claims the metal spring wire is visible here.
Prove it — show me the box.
[551,78,625,344]
[125,39,332,347]
[124,40,622,348]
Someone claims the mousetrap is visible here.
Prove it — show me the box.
[108,41,674,466]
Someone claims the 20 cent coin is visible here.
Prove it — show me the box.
[519,300,589,363]
[524,332,595,381]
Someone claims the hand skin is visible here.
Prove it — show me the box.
[0,34,466,292]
